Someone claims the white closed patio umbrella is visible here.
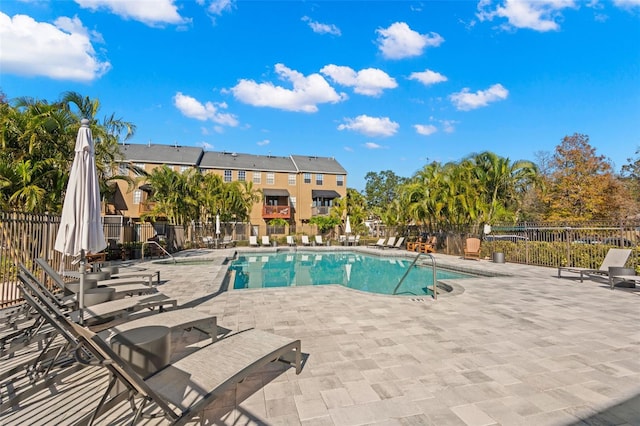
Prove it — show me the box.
[345,215,351,235]
[54,119,106,322]
[215,214,221,248]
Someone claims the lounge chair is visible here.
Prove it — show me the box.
[385,237,397,249]
[301,235,311,246]
[368,238,386,248]
[220,235,236,248]
[262,235,271,246]
[18,276,301,426]
[202,236,214,248]
[393,237,405,249]
[22,263,175,326]
[558,248,632,282]
[249,236,259,247]
[464,238,481,260]
[315,235,324,246]
[19,268,217,344]
[73,324,301,425]
[286,235,296,246]
[35,258,157,301]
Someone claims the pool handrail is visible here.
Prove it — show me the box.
[142,240,175,263]
[393,252,437,300]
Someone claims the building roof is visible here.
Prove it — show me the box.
[118,144,204,165]
[116,145,347,175]
[290,155,347,174]
[200,151,297,172]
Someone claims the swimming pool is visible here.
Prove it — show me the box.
[229,251,474,296]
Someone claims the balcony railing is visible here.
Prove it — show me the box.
[312,206,332,216]
[139,201,155,214]
[262,205,291,219]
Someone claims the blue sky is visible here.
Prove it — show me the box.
[1,1,639,190]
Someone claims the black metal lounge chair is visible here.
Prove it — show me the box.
[18,269,303,425]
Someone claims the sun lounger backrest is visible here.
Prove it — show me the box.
[315,235,323,245]
[19,263,67,310]
[16,271,79,347]
[301,235,310,245]
[35,257,66,291]
[598,248,632,271]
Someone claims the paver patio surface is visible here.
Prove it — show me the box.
[2,247,639,425]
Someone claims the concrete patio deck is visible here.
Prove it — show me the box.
[2,247,639,425]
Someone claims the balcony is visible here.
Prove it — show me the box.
[312,206,332,216]
[262,205,291,219]
[138,201,156,214]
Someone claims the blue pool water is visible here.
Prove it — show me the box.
[229,251,474,296]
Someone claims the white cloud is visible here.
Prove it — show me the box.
[477,0,576,32]
[614,0,640,8]
[230,64,347,112]
[75,0,187,26]
[441,120,456,133]
[320,65,397,96]
[376,22,444,59]
[173,92,239,126]
[414,124,437,136]
[364,142,384,149]
[198,141,214,149]
[301,16,341,35]
[338,115,399,137]
[257,139,270,146]
[0,13,111,81]
[344,146,354,152]
[408,69,448,86]
[449,84,509,111]
[206,0,235,15]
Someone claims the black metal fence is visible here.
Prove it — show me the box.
[2,213,638,307]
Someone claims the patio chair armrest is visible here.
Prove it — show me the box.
[75,345,113,366]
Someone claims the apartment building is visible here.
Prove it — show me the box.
[108,144,347,236]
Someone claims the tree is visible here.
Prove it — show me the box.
[330,188,367,235]
[542,133,622,221]
[364,170,406,212]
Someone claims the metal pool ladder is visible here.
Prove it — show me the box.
[392,252,438,300]
[142,240,175,263]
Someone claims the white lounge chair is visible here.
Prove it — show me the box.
[558,248,632,282]
[249,236,259,247]
[369,238,386,248]
[220,235,236,248]
[286,235,296,246]
[385,237,397,248]
[301,235,311,246]
[315,235,324,246]
[393,237,405,249]
[262,235,271,246]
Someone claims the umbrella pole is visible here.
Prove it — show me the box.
[79,249,85,325]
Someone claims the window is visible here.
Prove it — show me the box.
[316,174,323,185]
[288,174,296,185]
[134,163,145,176]
[224,170,232,182]
[304,173,311,184]
[266,172,275,185]
[238,170,246,181]
[337,175,344,187]
[118,163,128,176]
[133,189,142,205]
[253,172,261,184]
[290,196,296,209]
[180,166,189,174]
